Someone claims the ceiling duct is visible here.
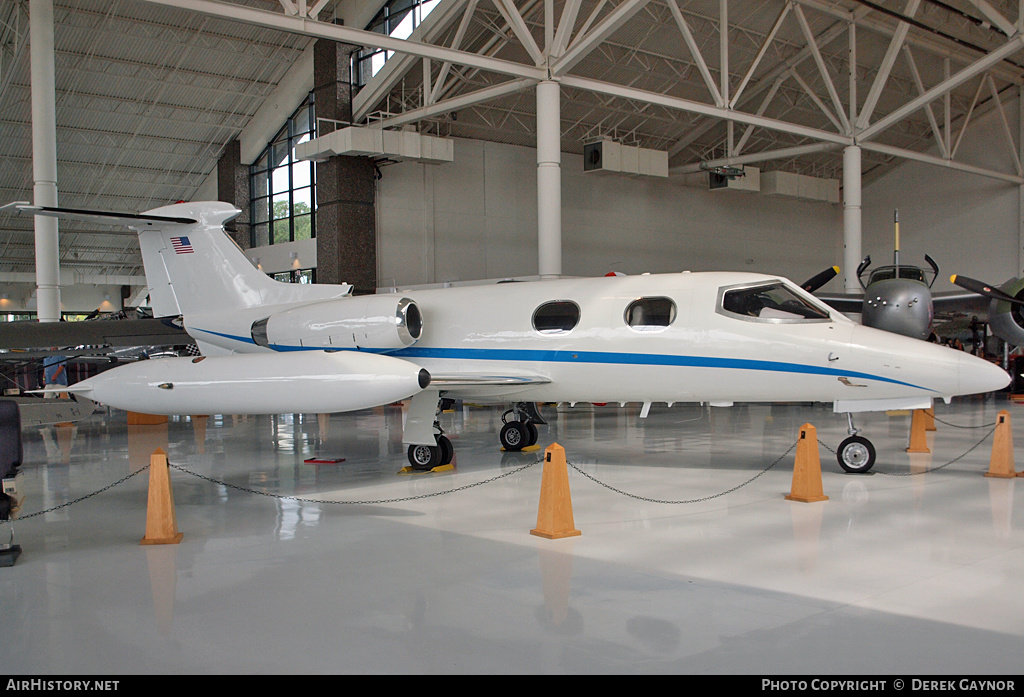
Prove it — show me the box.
[295,127,454,164]
[761,170,840,203]
[583,139,668,178]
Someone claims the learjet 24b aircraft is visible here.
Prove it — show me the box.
[7,201,1010,474]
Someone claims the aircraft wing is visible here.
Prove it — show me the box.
[0,317,194,356]
[814,292,863,315]
[931,290,990,318]
[429,374,551,387]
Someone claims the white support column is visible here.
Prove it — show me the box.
[1019,85,1024,278]
[843,144,862,295]
[30,0,60,322]
[536,79,561,279]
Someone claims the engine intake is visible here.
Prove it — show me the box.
[252,296,423,351]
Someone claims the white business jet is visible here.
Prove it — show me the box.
[8,201,1010,474]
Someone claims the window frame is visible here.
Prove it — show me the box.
[250,95,317,248]
[623,296,678,332]
[532,300,582,334]
[716,281,833,324]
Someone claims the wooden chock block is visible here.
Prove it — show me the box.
[530,443,581,539]
[906,409,930,453]
[925,407,936,431]
[128,412,167,426]
[141,448,184,545]
[986,410,1016,479]
[786,424,829,503]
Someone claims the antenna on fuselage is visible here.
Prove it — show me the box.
[893,209,900,272]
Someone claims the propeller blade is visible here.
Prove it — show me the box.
[801,266,839,293]
[950,274,1024,306]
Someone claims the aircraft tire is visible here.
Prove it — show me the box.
[436,434,454,466]
[408,443,441,471]
[525,422,538,447]
[837,435,876,474]
[500,421,528,451]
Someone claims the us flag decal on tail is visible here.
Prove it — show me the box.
[171,236,194,254]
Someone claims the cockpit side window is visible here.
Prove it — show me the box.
[533,300,581,333]
[869,266,925,284]
[624,297,677,331]
[719,283,831,322]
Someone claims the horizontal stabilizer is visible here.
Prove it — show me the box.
[2,202,196,226]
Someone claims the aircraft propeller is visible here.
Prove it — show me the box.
[800,266,840,294]
[949,274,1024,306]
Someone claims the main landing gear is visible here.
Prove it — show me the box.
[836,413,876,474]
[404,399,547,469]
[499,402,545,452]
[406,398,456,471]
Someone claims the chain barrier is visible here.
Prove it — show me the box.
[931,415,997,429]
[16,465,152,519]
[818,424,997,477]
[166,459,542,506]
[567,440,799,504]
[7,414,1006,519]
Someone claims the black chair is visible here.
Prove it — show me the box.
[0,400,22,521]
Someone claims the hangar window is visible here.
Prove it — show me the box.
[356,0,442,84]
[719,283,831,322]
[533,301,581,334]
[625,297,676,331]
[250,95,316,247]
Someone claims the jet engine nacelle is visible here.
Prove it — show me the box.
[252,296,422,351]
[987,278,1024,347]
[71,351,431,415]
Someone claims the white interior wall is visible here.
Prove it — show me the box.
[861,96,1021,294]
[377,138,845,288]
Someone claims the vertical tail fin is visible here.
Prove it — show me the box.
[135,202,351,316]
[7,201,352,318]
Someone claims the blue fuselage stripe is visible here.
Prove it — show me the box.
[190,327,928,391]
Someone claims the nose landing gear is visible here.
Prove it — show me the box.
[837,413,876,473]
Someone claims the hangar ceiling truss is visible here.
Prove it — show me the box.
[3,0,1024,280]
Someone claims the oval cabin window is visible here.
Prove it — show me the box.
[533,300,581,333]
[624,297,677,331]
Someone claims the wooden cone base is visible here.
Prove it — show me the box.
[786,423,829,503]
[140,448,183,545]
[986,410,1016,479]
[906,409,930,453]
[530,443,581,539]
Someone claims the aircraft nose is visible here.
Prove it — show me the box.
[957,352,1010,396]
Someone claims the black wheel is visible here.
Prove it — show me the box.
[407,443,441,471]
[500,421,528,451]
[436,434,454,465]
[837,435,876,473]
[525,421,539,447]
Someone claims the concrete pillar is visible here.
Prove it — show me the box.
[217,139,250,249]
[313,39,376,294]
[842,144,862,295]
[537,80,562,279]
[30,0,60,322]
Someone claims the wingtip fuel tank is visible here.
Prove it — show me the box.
[74,351,430,416]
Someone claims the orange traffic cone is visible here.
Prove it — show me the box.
[531,443,582,539]
[906,409,930,453]
[786,424,829,503]
[986,411,1016,478]
[140,448,184,545]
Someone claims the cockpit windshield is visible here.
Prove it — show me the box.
[868,266,926,284]
[719,282,831,322]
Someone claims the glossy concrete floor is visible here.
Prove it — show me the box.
[2,396,1023,675]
